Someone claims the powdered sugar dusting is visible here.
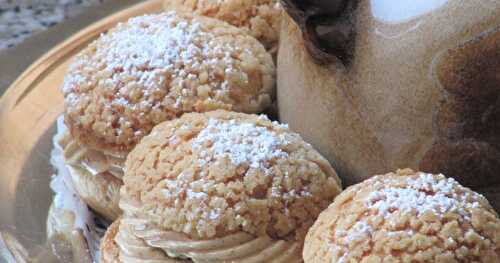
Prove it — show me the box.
[367,173,481,218]
[61,11,251,113]
[192,118,289,170]
[64,12,236,98]
[322,170,497,263]
[346,221,373,243]
[62,11,275,153]
[331,221,374,263]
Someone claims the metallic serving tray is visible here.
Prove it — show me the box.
[0,1,163,261]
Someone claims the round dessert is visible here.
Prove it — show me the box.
[103,110,342,262]
[58,11,275,221]
[63,11,274,155]
[163,0,282,56]
[304,169,500,263]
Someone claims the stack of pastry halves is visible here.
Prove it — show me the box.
[47,2,340,262]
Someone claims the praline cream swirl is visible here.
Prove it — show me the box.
[57,130,126,179]
[115,198,302,263]
[55,116,124,221]
[49,116,105,261]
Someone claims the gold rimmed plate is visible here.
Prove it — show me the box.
[0,0,163,261]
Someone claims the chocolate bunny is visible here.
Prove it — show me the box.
[278,0,500,211]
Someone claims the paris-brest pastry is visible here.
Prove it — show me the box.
[304,169,500,262]
[100,110,342,262]
[163,0,282,56]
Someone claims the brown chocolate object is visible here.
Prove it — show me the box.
[420,26,500,190]
[278,0,500,204]
[420,139,500,188]
[480,184,500,215]
[281,0,357,64]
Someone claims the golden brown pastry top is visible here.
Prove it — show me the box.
[304,169,500,263]
[163,0,282,53]
[122,110,341,241]
[63,12,275,156]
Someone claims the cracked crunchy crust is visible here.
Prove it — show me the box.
[122,110,342,241]
[163,0,282,55]
[304,169,500,263]
[63,12,275,156]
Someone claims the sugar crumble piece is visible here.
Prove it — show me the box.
[192,118,289,171]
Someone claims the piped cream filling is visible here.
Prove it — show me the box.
[116,218,183,263]
[116,198,302,263]
[57,127,126,180]
[50,116,104,262]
